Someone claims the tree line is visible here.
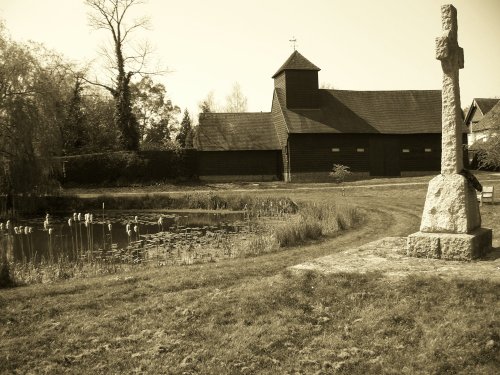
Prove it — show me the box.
[0,0,196,198]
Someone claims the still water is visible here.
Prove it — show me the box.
[0,210,247,263]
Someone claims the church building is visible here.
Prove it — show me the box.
[196,51,452,182]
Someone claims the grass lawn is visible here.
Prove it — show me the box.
[1,177,499,374]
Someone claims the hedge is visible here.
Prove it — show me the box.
[59,150,197,185]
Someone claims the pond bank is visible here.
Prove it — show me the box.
[1,198,362,286]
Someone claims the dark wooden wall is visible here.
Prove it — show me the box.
[274,73,286,92]
[284,70,319,109]
[288,133,443,177]
[289,134,370,173]
[399,134,442,172]
[197,150,282,178]
[369,136,401,176]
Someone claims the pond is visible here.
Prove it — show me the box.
[0,210,256,265]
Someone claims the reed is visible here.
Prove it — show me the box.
[58,193,299,214]
[244,201,362,253]
[68,218,75,258]
[108,223,113,249]
[48,228,53,262]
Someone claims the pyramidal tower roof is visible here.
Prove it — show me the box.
[272,50,321,78]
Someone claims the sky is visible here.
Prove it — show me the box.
[1,0,500,120]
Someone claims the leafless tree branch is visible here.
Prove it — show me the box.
[79,75,117,96]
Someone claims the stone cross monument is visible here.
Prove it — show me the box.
[407,4,492,260]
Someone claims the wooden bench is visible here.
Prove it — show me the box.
[477,186,494,206]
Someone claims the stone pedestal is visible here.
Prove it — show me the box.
[407,228,492,261]
[407,174,492,260]
[419,174,481,233]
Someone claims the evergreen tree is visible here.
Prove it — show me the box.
[176,109,193,148]
[199,101,211,114]
[185,126,195,149]
[199,91,216,113]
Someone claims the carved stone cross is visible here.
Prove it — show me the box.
[406,4,492,260]
[436,4,464,175]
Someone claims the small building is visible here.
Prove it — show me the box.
[465,98,500,145]
[196,51,457,182]
[196,112,282,181]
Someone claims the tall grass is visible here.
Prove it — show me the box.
[6,258,129,285]
[239,201,363,256]
[299,201,363,233]
[12,193,299,216]
[275,202,362,246]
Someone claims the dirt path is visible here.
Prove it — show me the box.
[65,173,500,198]
[292,193,500,281]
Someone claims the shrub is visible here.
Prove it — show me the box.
[474,134,500,170]
[329,164,352,183]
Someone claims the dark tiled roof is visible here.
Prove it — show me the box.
[475,98,500,116]
[272,50,320,78]
[474,101,500,132]
[195,112,280,151]
[275,89,446,134]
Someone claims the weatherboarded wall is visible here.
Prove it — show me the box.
[399,134,442,172]
[271,91,290,180]
[197,150,282,181]
[283,70,319,109]
[288,133,443,181]
[288,134,370,182]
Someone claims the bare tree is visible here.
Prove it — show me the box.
[225,82,248,113]
[85,0,155,150]
[199,91,219,113]
[320,82,335,89]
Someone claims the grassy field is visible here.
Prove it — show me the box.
[1,177,499,374]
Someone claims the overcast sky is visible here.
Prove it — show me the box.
[1,0,499,119]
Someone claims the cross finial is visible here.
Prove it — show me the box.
[436,4,464,72]
[289,36,297,51]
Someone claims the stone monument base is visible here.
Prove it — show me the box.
[407,228,492,261]
[419,174,481,234]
